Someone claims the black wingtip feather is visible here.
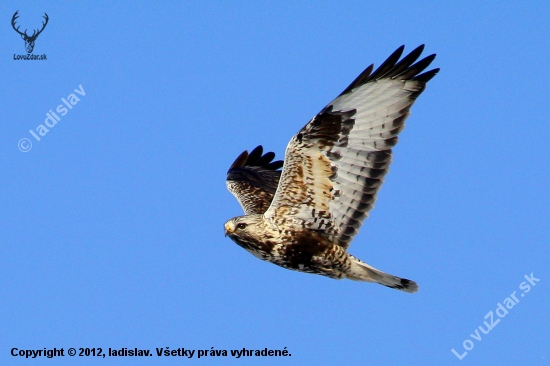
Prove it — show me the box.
[396,53,436,80]
[228,150,249,171]
[381,44,425,79]
[338,45,438,97]
[266,160,284,170]
[247,145,264,165]
[367,45,405,82]
[228,146,284,172]
[338,64,374,97]
[256,151,276,166]
[413,67,440,82]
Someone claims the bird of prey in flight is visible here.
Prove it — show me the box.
[225,45,438,293]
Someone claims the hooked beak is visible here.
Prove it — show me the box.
[224,223,233,237]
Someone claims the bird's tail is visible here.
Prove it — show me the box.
[346,256,418,293]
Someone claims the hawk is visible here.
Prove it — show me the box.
[225,45,438,293]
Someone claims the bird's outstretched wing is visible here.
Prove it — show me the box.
[227,145,284,215]
[264,45,439,248]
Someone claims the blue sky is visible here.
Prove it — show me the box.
[1,2,549,365]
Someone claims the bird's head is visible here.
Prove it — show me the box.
[224,214,275,258]
[224,215,255,236]
[224,214,264,243]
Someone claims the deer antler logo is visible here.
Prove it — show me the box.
[12,11,49,54]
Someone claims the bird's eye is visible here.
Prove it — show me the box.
[237,223,247,230]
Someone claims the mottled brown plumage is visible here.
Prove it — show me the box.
[225,45,439,293]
